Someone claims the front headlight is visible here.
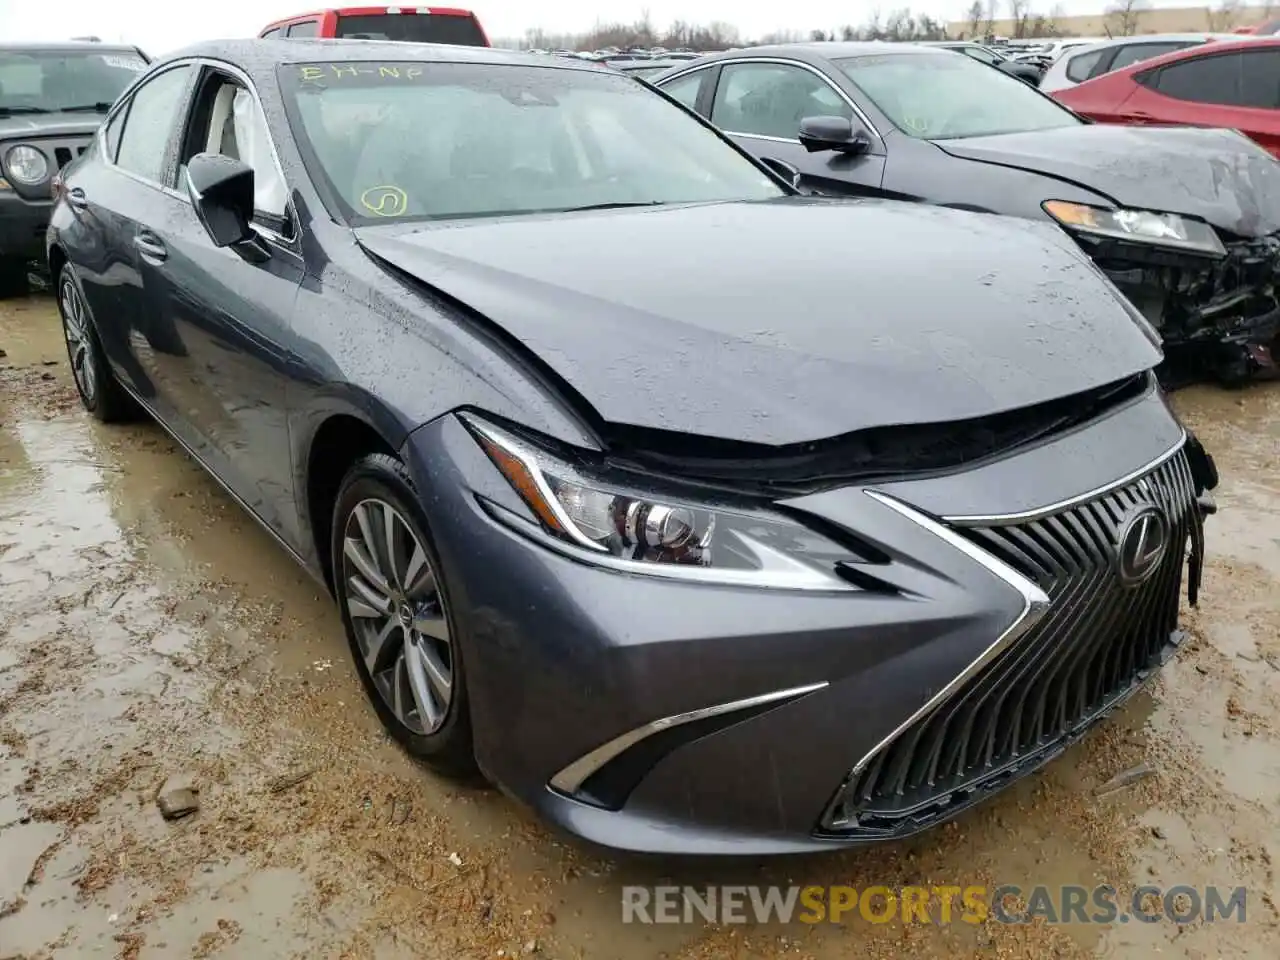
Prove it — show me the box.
[4,145,50,185]
[464,416,858,591]
[1044,200,1225,257]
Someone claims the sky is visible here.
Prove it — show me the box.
[0,0,1135,53]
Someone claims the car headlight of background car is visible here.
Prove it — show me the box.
[3,145,50,185]
[463,415,861,591]
[1044,200,1225,257]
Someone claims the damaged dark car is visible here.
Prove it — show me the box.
[654,43,1280,385]
[48,41,1218,854]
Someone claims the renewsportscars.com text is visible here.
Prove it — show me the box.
[621,884,1248,926]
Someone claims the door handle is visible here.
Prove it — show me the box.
[134,231,168,262]
[66,187,89,210]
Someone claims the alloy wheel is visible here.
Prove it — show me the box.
[341,498,454,735]
[59,278,96,403]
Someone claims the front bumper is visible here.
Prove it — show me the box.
[402,389,1209,854]
[0,191,52,260]
[1086,231,1280,385]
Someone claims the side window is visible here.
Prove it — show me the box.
[1149,51,1280,108]
[286,20,319,38]
[660,70,706,113]
[1065,49,1105,83]
[260,28,282,39]
[1109,42,1192,72]
[103,107,126,162]
[183,74,289,222]
[711,63,852,140]
[115,66,191,182]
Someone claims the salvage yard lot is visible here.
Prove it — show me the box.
[1,291,1278,959]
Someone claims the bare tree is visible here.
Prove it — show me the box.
[1007,0,1029,37]
[1205,0,1242,30]
[983,0,999,37]
[965,0,985,37]
[1106,0,1150,36]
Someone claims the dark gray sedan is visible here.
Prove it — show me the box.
[654,42,1280,385]
[48,39,1215,854]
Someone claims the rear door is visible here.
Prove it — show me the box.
[704,60,886,196]
[80,63,196,421]
[1124,48,1280,155]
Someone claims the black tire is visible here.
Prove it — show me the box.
[331,453,478,777]
[56,263,137,423]
[0,257,30,298]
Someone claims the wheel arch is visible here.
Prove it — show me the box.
[301,407,401,595]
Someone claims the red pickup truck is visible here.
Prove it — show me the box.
[259,6,489,46]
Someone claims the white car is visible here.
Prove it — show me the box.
[1039,33,1241,93]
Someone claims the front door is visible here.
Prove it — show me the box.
[134,66,305,538]
[707,61,887,196]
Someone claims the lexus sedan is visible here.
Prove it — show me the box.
[654,42,1280,384]
[48,39,1217,855]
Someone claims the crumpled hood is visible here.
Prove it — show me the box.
[0,115,104,139]
[934,123,1280,238]
[355,198,1161,446]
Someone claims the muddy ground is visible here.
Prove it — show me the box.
[1,291,1277,960]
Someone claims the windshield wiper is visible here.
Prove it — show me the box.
[58,102,114,113]
[560,201,667,212]
[0,106,52,116]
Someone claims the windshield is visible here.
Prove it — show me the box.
[0,49,146,114]
[834,53,1079,139]
[281,61,783,223]
[334,13,487,46]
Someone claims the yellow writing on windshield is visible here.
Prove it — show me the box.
[298,64,425,83]
[360,185,409,217]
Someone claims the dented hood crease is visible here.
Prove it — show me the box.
[935,124,1280,238]
[355,198,1161,446]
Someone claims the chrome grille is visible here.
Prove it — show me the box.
[822,446,1200,838]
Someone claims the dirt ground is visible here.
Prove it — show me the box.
[1,291,1277,960]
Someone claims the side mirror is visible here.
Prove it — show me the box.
[798,115,871,155]
[184,153,269,262]
[757,155,801,189]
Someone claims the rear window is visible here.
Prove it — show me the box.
[335,12,487,46]
[1064,48,1105,83]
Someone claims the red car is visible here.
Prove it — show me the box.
[1053,37,1280,157]
[259,6,489,46]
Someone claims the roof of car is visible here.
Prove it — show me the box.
[0,41,143,53]
[687,41,943,63]
[156,37,605,73]
[612,58,690,71]
[1058,32,1246,55]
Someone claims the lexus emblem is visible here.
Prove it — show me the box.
[1115,506,1169,587]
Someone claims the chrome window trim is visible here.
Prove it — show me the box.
[940,433,1187,526]
[549,682,830,796]
[659,57,882,143]
[100,56,301,256]
[99,60,196,192]
[826,491,1050,807]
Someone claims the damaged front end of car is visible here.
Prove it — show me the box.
[1044,201,1280,387]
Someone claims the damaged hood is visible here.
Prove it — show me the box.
[355,198,1161,446]
[934,123,1280,237]
[0,115,105,139]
